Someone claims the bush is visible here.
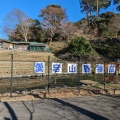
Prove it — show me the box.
[68,36,92,58]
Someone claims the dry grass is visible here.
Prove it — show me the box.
[49,41,68,53]
[0,50,59,77]
[80,80,99,85]
[1,87,120,102]
[0,77,49,92]
[0,50,120,94]
[0,50,70,77]
[78,80,120,90]
[105,83,120,89]
[0,50,57,61]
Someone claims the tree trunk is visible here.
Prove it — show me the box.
[50,38,52,44]
[49,34,53,45]
[96,0,99,17]
[24,35,28,42]
[115,31,118,38]
[67,35,70,43]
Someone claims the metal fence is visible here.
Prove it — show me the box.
[0,54,120,97]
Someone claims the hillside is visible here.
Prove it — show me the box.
[74,13,120,40]
[0,50,57,61]
[0,51,59,77]
[91,38,120,60]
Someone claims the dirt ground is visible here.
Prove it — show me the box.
[0,88,120,102]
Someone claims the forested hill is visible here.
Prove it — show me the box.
[2,3,120,61]
[74,12,120,40]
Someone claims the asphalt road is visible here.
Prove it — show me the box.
[0,95,120,120]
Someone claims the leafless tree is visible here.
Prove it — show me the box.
[3,8,32,42]
[61,22,77,42]
[39,5,67,44]
[108,14,120,38]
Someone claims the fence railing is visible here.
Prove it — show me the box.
[0,54,120,97]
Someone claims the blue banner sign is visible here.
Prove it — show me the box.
[34,62,45,73]
[52,63,62,73]
[108,64,115,73]
[96,64,104,74]
[82,64,91,74]
[68,63,77,73]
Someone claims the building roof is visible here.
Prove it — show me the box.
[12,42,47,46]
[12,42,30,45]
[0,39,12,43]
[29,44,46,47]
[0,39,3,42]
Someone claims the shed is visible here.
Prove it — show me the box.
[28,43,50,52]
[0,40,13,49]
[0,39,3,48]
[12,42,30,50]
[12,42,50,52]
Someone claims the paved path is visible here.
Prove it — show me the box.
[0,95,120,120]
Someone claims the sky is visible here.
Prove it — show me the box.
[0,0,119,39]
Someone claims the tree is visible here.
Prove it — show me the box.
[113,0,120,11]
[29,19,43,42]
[94,0,111,17]
[92,38,120,59]
[79,0,111,35]
[108,14,120,38]
[99,12,115,25]
[68,36,92,59]
[113,0,120,4]
[97,12,115,36]
[74,18,90,37]
[39,4,67,44]
[3,8,32,42]
[79,0,111,18]
[9,27,24,41]
[61,22,77,42]
[79,0,94,19]
[9,19,43,42]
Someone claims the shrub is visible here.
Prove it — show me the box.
[68,36,92,58]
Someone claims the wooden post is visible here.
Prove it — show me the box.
[10,54,13,97]
[48,56,50,94]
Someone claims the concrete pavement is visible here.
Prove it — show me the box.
[0,95,120,120]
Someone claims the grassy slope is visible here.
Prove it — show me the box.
[0,50,59,77]
[0,51,57,91]
[0,47,119,91]
[0,50,57,61]
[49,41,68,53]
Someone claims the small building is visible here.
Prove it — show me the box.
[0,39,3,48]
[28,43,50,52]
[12,42,30,51]
[0,39,13,49]
[12,42,50,52]
[0,40,50,52]
[117,59,120,62]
